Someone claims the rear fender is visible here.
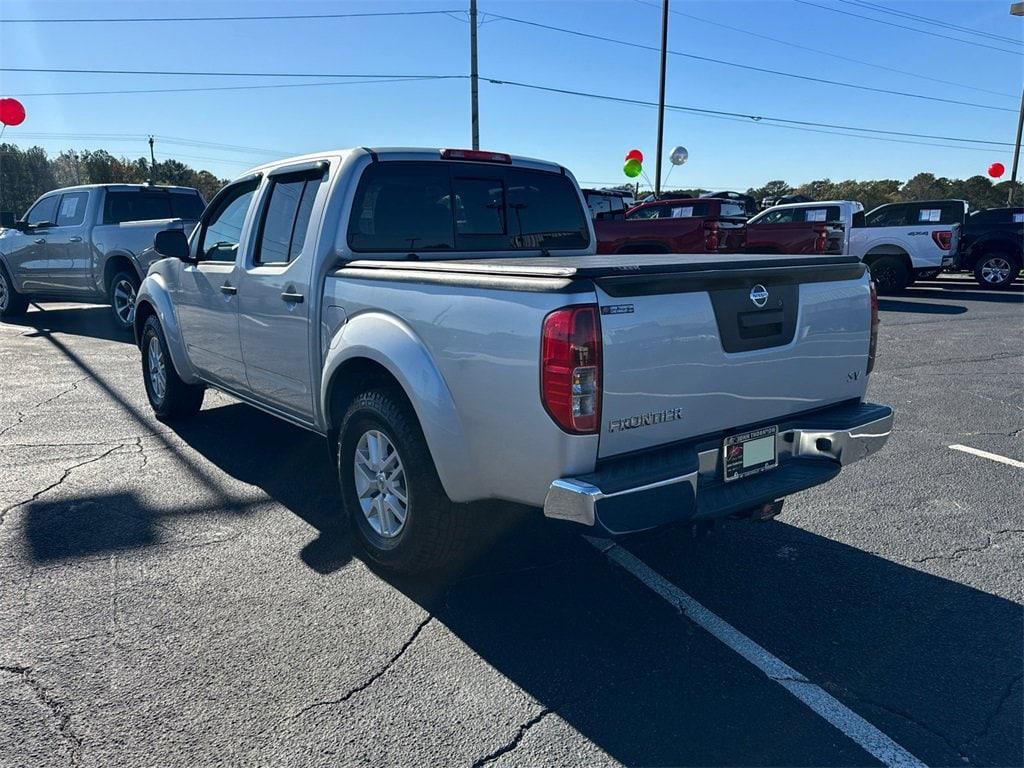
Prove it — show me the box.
[321,311,477,503]
[134,272,202,385]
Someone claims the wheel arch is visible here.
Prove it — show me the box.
[863,245,912,271]
[321,312,477,503]
[102,251,143,298]
[133,274,200,385]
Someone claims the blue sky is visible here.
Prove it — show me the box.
[1,0,1020,192]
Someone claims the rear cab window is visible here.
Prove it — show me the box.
[347,160,589,254]
[103,190,205,224]
[55,191,89,226]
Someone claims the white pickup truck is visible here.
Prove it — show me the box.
[754,199,962,293]
[135,148,892,572]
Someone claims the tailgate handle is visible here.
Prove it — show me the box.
[739,309,783,329]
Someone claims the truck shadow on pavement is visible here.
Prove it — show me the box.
[9,304,134,344]
[20,400,1022,766]
[878,299,967,315]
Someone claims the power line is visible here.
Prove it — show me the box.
[792,0,1022,55]
[843,0,1022,46]
[9,76,460,99]
[482,77,1014,148]
[483,13,1015,112]
[0,66,464,80]
[632,0,1015,98]
[0,8,465,23]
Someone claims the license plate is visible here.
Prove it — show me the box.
[723,426,778,482]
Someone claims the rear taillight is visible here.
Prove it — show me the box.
[932,230,953,250]
[813,224,828,254]
[541,305,602,434]
[867,281,879,374]
[704,220,720,251]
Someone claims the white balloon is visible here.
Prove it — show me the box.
[669,146,688,166]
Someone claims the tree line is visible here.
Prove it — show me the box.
[0,144,229,218]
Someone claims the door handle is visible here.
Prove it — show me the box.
[34,238,46,245]
[280,291,304,304]
[220,284,237,296]
[69,236,83,243]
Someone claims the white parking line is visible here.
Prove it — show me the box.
[586,537,928,768]
[948,444,1024,469]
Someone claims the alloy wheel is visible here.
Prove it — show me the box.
[147,336,167,405]
[114,279,137,325]
[353,429,408,539]
[980,257,1012,286]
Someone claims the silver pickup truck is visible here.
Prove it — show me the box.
[135,148,892,572]
[0,184,205,328]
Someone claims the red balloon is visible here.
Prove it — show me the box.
[625,149,643,164]
[0,98,26,126]
[988,162,1005,179]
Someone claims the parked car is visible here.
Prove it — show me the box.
[136,147,891,572]
[745,201,864,255]
[582,188,634,220]
[848,200,965,293]
[954,207,1023,289]
[594,197,746,254]
[701,190,758,217]
[0,184,205,328]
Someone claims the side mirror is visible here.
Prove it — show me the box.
[154,229,192,262]
[0,212,15,229]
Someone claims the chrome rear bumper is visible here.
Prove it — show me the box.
[544,402,893,531]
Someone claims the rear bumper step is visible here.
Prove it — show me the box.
[543,401,893,534]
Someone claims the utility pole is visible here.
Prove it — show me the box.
[148,135,156,185]
[469,0,480,150]
[654,0,669,197]
[1010,87,1023,206]
[1010,3,1023,204]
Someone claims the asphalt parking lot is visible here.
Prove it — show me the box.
[1,273,1021,768]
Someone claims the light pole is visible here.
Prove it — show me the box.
[470,0,480,150]
[654,0,669,197]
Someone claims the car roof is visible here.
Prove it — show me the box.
[41,184,200,194]
[242,147,566,178]
[763,200,861,209]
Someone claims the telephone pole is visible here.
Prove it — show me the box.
[469,0,480,150]
[148,135,156,185]
[654,0,669,197]
[1010,3,1023,204]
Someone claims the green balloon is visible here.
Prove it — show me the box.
[623,158,642,178]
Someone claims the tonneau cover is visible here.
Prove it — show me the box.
[341,254,861,280]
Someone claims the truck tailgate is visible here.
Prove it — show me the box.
[594,257,872,458]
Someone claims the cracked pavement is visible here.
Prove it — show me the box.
[1,275,1021,767]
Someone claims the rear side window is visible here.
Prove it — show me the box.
[913,202,963,225]
[26,195,59,226]
[56,191,88,226]
[255,172,324,265]
[865,204,910,227]
[347,161,589,253]
[628,202,710,219]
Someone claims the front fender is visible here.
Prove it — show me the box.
[321,311,478,504]
[135,272,202,385]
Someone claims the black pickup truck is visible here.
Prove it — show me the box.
[955,207,1023,289]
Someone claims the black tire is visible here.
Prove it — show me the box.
[973,252,1021,290]
[0,263,30,319]
[141,315,205,422]
[109,269,141,331]
[868,256,909,295]
[337,388,468,573]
